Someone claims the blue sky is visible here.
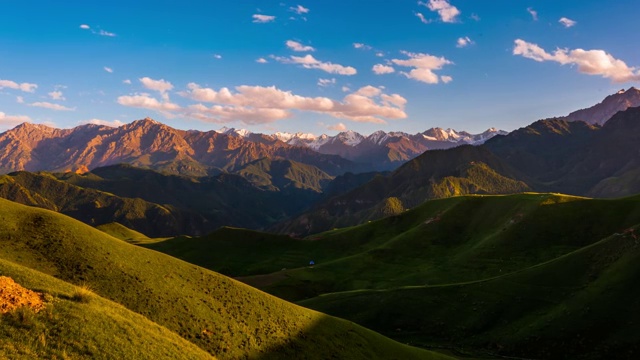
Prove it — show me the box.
[1,0,638,135]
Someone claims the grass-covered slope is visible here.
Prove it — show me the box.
[277,145,531,236]
[300,226,640,359]
[0,197,449,360]
[150,194,640,300]
[144,193,640,359]
[0,259,214,360]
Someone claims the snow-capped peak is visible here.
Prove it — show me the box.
[335,130,365,146]
[216,127,252,137]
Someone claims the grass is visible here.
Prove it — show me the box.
[0,259,214,360]
[0,197,450,360]
[140,193,640,358]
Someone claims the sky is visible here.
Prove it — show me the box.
[1,0,639,136]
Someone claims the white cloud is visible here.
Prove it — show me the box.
[559,17,577,28]
[328,123,347,131]
[80,24,116,36]
[372,64,395,74]
[213,54,222,59]
[82,118,124,127]
[527,7,538,21]
[353,43,372,50]
[419,0,460,23]
[181,83,406,124]
[0,79,38,93]
[441,75,453,83]
[289,5,309,14]
[0,112,31,127]
[256,58,268,63]
[470,13,480,21]
[117,94,181,112]
[16,96,24,104]
[286,40,315,52]
[30,102,75,111]
[513,39,640,83]
[98,30,116,37]
[456,36,473,48]
[318,78,336,87]
[341,86,351,92]
[123,79,132,84]
[139,77,174,94]
[104,67,113,73]
[415,12,431,24]
[272,54,357,75]
[253,14,276,23]
[391,51,453,84]
[48,91,65,100]
[375,52,385,57]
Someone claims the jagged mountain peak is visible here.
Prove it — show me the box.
[566,87,640,126]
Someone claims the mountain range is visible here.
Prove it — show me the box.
[219,126,507,170]
[278,105,640,235]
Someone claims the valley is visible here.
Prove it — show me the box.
[2,2,640,357]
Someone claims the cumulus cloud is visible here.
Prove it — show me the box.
[117,94,181,112]
[123,79,132,84]
[559,17,577,28]
[0,112,31,127]
[527,7,538,21]
[256,58,268,63]
[16,96,24,104]
[48,91,65,100]
[253,14,275,23]
[286,40,315,52]
[181,83,406,124]
[318,78,336,87]
[391,51,453,84]
[372,64,395,74]
[456,36,473,48]
[328,123,347,131]
[289,5,309,14]
[81,118,125,127]
[513,39,640,83]
[30,102,75,111]
[419,0,460,23]
[272,54,357,75]
[139,77,174,100]
[80,24,90,29]
[213,54,223,59]
[0,79,38,93]
[104,67,113,73]
[441,75,453,83]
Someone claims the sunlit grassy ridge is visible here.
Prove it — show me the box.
[0,259,214,360]
[0,197,450,359]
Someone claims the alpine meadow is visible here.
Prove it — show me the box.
[1,1,640,359]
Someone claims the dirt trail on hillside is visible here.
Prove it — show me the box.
[0,276,45,314]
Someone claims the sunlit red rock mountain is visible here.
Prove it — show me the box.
[0,118,506,175]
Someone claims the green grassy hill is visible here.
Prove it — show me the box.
[300,225,640,359]
[0,197,450,360]
[142,193,640,358]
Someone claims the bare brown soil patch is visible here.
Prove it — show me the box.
[0,276,45,314]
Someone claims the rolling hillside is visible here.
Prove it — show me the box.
[140,193,640,358]
[0,197,450,360]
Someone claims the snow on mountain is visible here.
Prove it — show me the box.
[334,130,365,146]
[216,127,252,137]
